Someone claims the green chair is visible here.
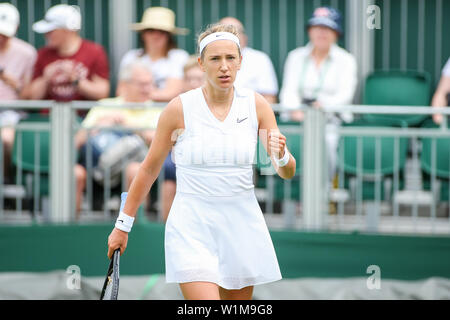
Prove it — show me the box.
[420,118,450,201]
[362,70,431,127]
[12,114,51,211]
[338,119,408,200]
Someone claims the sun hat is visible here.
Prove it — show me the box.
[307,6,343,35]
[131,7,189,35]
[0,3,19,37]
[32,4,81,34]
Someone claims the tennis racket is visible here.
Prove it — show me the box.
[100,248,120,300]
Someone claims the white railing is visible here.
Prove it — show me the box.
[1,100,450,235]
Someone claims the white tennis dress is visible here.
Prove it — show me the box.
[164,87,282,290]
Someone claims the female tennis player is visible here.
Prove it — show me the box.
[107,23,296,300]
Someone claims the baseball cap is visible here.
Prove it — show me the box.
[32,4,81,34]
[0,3,19,37]
[307,7,342,35]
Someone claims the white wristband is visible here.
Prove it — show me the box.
[274,149,290,167]
[115,211,135,233]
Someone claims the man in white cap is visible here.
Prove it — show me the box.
[27,4,110,107]
[0,2,37,182]
[25,4,110,216]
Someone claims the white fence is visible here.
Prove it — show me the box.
[1,101,450,235]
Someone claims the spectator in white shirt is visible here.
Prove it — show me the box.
[117,7,189,102]
[431,57,450,124]
[280,6,357,185]
[219,17,278,104]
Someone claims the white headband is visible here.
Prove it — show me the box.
[199,32,240,54]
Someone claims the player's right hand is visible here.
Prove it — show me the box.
[107,228,128,259]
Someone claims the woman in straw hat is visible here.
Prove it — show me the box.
[117,7,189,102]
[107,23,296,300]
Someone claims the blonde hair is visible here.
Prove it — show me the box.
[197,23,241,60]
[183,55,200,74]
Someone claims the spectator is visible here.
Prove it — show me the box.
[0,2,37,182]
[75,61,163,217]
[24,4,110,217]
[279,6,357,186]
[27,4,110,106]
[161,55,206,222]
[219,16,278,104]
[117,7,189,102]
[182,55,205,92]
[432,57,450,124]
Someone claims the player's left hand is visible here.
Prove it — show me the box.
[268,130,287,159]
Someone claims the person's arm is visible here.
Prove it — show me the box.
[0,72,21,96]
[431,75,450,124]
[24,50,48,100]
[107,97,183,258]
[76,74,110,100]
[256,92,296,179]
[149,77,184,102]
[27,76,50,100]
[18,48,37,99]
[77,45,110,100]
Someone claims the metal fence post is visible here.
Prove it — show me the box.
[302,107,327,230]
[50,103,74,223]
[109,0,135,87]
[346,0,375,103]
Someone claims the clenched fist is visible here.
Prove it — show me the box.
[268,130,287,159]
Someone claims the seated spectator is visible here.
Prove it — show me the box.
[161,55,206,222]
[23,4,110,217]
[182,55,206,92]
[279,6,357,186]
[219,17,278,104]
[75,61,162,218]
[26,4,110,108]
[432,57,450,124]
[0,2,37,183]
[117,6,189,102]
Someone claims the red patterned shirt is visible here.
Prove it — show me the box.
[33,39,109,102]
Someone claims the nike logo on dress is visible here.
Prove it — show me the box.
[237,117,248,123]
[118,220,124,223]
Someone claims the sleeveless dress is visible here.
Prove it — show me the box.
[164,87,282,290]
